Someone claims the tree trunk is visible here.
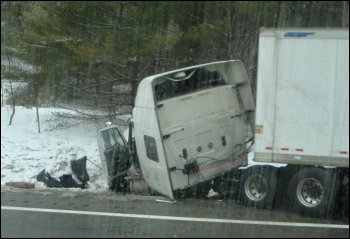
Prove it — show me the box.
[1,84,4,106]
[33,82,41,133]
[9,98,16,126]
[8,81,16,126]
[36,103,41,134]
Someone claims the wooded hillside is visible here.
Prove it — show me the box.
[2,1,348,118]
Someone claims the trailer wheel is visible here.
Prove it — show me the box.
[288,167,336,218]
[238,166,278,209]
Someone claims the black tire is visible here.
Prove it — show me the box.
[288,167,337,218]
[238,166,278,209]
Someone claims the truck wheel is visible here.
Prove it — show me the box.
[238,166,278,209]
[288,167,336,218]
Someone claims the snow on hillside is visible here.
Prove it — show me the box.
[1,105,114,191]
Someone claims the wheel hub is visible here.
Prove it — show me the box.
[244,174,267,202]
[297,178,324,207]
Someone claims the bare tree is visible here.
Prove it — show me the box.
[8,81,16,126]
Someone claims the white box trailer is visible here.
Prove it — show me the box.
[255,28,349,167]
[243,28,349,218]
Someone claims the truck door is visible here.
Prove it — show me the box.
[97,125,130,189]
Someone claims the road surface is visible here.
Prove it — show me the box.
[1,187,349,238]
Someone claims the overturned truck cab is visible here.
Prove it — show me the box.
[98,60,255,199]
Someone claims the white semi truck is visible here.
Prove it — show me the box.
[97,28,349,218]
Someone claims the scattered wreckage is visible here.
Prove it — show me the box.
[36,156,90,189]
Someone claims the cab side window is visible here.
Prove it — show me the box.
[144,135,159,162]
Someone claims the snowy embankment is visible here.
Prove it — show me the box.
[1,105,112,191]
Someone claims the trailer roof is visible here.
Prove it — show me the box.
[259,28,349,39]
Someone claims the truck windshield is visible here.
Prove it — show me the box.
[154,67,226,101]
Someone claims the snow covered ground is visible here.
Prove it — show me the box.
[1,80,258,194]
[1,105,114,191]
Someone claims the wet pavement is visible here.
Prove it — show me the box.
[1,187,349,238]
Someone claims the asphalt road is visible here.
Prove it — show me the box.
[1,188,349,238]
